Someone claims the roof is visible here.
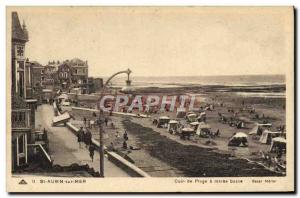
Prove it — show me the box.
[182,127,194,132]
[159,116,170,120]
[12,12,28,42]
[233,132,248,138]
[187,113,197,117]
[257,123,272,127]
[272,137,286,143]
[68,58,87,66]
[190,121,200,126]
[198,124,211,129]
[42,89,53,93]
[262,130,281,134]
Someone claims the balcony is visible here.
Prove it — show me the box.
[11,109,30,129]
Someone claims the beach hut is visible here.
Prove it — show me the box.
[157,116,170,128]
[269,137,286,153]
[168,120,179,134]
[176,109,186,118]
[180,127,194,140]
[249,123,272,136]
[228,132,248,147]
[236,121,246,129]
[189,121,200,131]
[186,113,197,123]
[259,130,282,144]
[196,122,211,137]
[197,112,206,122]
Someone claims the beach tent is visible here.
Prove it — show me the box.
[236,121,246,129]
[189,121,200,131]
[196,122,211,137]
[269,137,286,153]
[176,109,186,118]
[228,132,248,147]
[180,127,194,140]
[259,130,282,144]
[168,120,179,133]
[205,104,214,111]
[186,113,197,123]
[197,112,206,122]
[249,123,272,136]
[157,116,170,128]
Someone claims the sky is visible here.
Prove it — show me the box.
[10,7,293,77]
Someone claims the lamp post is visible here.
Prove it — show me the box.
[98,68,132,177]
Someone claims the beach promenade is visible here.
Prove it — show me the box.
[35,104,130,177]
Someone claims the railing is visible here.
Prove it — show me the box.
[28,143,53,167]
[11,110,30,129]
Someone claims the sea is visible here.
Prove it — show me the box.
[98,74,286,98]
[100,74,285,88]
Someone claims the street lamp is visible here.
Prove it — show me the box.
[98,68,132,177]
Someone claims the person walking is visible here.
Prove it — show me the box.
[104,117,108,126]
[77,127,84,148]
[89,144,95,162]
[84,129,92,148]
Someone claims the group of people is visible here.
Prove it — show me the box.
[77,126,95,161]
[83,117,96,129]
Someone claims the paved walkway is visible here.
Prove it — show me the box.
[35,104,130,177]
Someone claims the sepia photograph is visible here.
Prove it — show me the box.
[6,6,294,192]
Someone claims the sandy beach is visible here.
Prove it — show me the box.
[64,83,286,177]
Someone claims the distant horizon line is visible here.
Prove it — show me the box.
[92,74,285,78]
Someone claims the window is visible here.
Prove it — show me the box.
[16,46,24,57]
[18,135,25,154]
[17,61,24,70]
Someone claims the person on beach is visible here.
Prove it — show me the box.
[83,117,87,126]
[90,119,94,129]
[89,144,95,162]
[87,119,90,128]
[115,131,120,138]
[123,131,128,141]
[123,141,128,149]
[77,127,84,148]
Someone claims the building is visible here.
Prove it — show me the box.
[86,77,103,94]
[69,58,88,85]
[26,61,44,104]
[57,61,72,89]
[57,58,89,92]
[11,12,50,171]
[43,60,59,88]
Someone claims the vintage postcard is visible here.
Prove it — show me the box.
[6,6,294,192]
